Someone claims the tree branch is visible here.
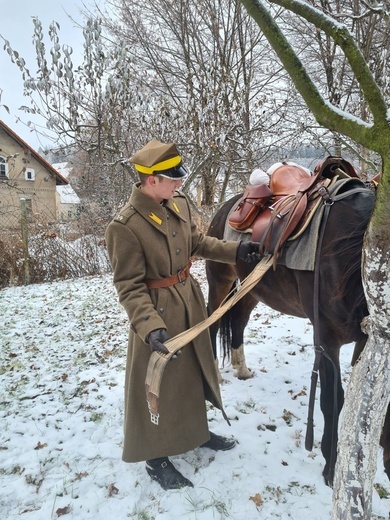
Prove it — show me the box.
[239,0,387,152]
[267,0,388,125]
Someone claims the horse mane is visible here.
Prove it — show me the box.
[321,191,375,314]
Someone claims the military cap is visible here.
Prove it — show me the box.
[129,138,187,178]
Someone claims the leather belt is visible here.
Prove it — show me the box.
[145,261,192,289]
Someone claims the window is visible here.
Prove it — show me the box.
[25,168,35,181]
[0,156,8,178]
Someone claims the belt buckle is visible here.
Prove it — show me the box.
[177,268,184,283]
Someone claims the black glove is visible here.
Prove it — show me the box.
[236,240,261,262]
[147,329,170,355]
[147,329,182,359]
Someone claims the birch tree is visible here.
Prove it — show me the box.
[238,0,390,518]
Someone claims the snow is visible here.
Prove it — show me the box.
[53,162,80,206]
[56,185,81,205]
[0,260,389,520]
[52,163,73,180]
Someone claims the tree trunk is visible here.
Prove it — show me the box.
[332,161,390,518]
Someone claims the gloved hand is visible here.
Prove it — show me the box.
[147,329,182,359]
[236,240,261,262]
[147,329,170,355]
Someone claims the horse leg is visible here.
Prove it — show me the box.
[228,293,259,380]
[380,402,390,481]
[231,345,250,379]
[319,349,344,487]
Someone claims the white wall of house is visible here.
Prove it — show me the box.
[0,122,68,230]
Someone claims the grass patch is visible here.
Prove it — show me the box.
[374,482,390,499]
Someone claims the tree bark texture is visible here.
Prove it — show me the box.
[332,239,390,520]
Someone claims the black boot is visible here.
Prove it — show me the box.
[145,457,194,490]
[200,431,236,451]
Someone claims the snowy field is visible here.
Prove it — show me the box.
[0,260,389,519]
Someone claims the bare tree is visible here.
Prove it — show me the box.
[5,0,383,219]
[2,0,322,216]
[99,0,308,205]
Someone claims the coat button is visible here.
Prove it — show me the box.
[159,307,164,314]
[176,249,181,254]
[172,231,177,237]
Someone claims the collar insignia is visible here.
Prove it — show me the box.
[149,212,162,225]
[172,201,180,213]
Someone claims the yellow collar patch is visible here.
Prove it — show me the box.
[172,201,180,214]
[149,212,162,225]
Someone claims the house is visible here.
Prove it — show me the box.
[53,162,81,222]
[0,120,68,231]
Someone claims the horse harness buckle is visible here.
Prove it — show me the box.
[318,185,334,205]
[147,400,160,425]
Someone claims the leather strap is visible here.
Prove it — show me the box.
[305,199,333,452]
[145,262,192,289]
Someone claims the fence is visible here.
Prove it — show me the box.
[0,199,111,289]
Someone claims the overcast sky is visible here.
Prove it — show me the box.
[0,0,87,150]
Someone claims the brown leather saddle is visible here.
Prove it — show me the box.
[229,157,359,263]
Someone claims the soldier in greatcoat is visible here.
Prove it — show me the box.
[105,139,260,490]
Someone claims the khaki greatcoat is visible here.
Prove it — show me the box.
[105,183,237,462]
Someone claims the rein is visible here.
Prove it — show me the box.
[145,255,274,424]
[304,185,371,470]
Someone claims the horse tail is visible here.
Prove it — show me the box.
[219,281,239,363]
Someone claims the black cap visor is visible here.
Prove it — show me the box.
[154,163,188,179]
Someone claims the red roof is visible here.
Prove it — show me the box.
[0,120,68,185]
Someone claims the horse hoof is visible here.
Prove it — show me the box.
[323,470,334,488]
[236,368,254,380]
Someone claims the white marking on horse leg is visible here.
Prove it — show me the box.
[215,357,223,384]
[231,344,253,379]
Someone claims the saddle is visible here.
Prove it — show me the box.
[229,157,358,265]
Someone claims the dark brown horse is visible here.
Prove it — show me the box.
[206,179,390,487]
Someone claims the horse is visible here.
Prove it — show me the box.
[205,176,390,487]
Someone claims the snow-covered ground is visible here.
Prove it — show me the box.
[1,260,389,519]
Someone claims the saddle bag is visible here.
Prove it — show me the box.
[229,184,273,231]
